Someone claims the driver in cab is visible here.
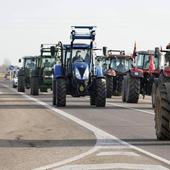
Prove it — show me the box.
[73,51,83,62]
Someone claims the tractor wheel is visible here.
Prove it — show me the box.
[106,76,113,98]
[18,69,25,92]
[115,79,122,96]
[52,79,56,105]
[31,76,39,95]
[55,78,66,107]
[18,75,25,92]
[126,74,140,103]
[122,76,127,102]
[95,78,106,107]
[90,83,96,106]
[151,79,158,108]
[155,84,170,140]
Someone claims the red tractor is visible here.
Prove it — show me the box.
[122,48,161,103]
[103,50,133,98]
[154,44,170,140]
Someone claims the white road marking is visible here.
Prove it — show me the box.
[107,102,155,115]
[96,151,140,157]
[55,163,169,170]
[1,83,170,170]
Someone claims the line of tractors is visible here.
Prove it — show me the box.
[16,26,170,140]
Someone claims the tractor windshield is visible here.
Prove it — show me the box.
[111,58,131,73]
[25,58,36,70]
[72,49,90,64]
[136,54,158,69]
[42,57,56,68]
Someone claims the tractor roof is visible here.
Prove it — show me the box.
[22,56,35,59]
[137,50,155,55]
[107,54,132,60]
[63,43,91,49]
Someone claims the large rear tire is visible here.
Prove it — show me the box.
[126,74,140,103]
[18,70,25,92]
[56,78,66,107]
[106,76,113,98]
[31,76,39,95]
[95,78,106,107]
[52,79,56,105]
[155,84,170,140]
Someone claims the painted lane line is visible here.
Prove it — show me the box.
[1,83,170,170]
[85,96,154,115]
[96,151,140,157]
[55,163,169,170]
[107,102,155,115]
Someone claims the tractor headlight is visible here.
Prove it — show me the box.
[75,67,81,79]
[83,67,89,80]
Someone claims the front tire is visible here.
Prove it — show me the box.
[95,78,106,107]
[18,70,25,92]
[122,76,127,102]
[106,76,113,98]
[126,74,140,103]
[31,76,39,95]
[55,78,66,107]
[151,79,158,108]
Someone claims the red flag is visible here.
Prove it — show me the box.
[148,51,155,73]
[132,41,137,58]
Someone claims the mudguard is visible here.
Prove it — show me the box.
[53,64,63,78]
[96,65,104,78]
[164,82,170,104]
[129,68,143,78]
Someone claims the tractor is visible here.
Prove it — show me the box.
[30,44,57,95]
[122,49,161,103]
[154,44,170,140]
[18,56,36,92]
[52,26,106,107]
[102,49,133,98]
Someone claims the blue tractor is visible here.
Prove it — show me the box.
[52,26,106,107]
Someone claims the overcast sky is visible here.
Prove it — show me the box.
[0,0,170,65]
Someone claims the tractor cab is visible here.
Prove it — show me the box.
[135,51,159,74]
[39,44,57,74]
[107,50,132,74]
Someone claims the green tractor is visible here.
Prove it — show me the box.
[30,44,57,95]
[18,56,36,92]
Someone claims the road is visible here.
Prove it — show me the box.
[0,79,170,170]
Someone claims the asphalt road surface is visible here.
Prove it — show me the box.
[0,79,170,170]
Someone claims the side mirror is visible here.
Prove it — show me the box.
[18,59,21,63]
[103,46,107,56]
[50,46,56,56]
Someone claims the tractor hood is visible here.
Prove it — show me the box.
[72,62,89,80]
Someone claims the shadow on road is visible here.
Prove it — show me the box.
[122,138,170,146]
[0,139,97,148]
